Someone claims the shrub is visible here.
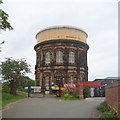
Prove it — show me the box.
[97,102,118,119]
[97,101,110,112]
[100,110,117,119]
[17,87,28,92]
[70,89,78,97]
[61,94,78,100]
[61,89,79,100]
[83,86,91,98]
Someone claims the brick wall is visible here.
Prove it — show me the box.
[105,81,120,116]
[76,84,84,99]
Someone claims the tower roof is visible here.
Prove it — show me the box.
[36,25,88,38]
[35,25,88,44]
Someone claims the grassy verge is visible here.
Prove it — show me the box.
[2,92,27,108]
[97,101,118,119]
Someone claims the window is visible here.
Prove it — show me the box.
[45,52,50,64]
[69,51,75,63]
[45,76,49,86]
[70,76,74,84]
[56,51,63,63]
[40,51,43,62]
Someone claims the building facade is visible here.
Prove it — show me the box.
[34,26,89,88]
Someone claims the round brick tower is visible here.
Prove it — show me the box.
[34,26,89,88]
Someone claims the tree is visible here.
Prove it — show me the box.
[0,58,31,95]
[0,0,13,31]
[83,85,91,98]
[0,0,13,52]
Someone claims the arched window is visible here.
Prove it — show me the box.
[45,52,51,64]
[70,76,74,84]
[56,51,63,63]
[69,51,75,63]
[45,76,49,86]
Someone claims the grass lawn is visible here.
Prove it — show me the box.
[2,92,27,108]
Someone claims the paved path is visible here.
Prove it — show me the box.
[2,95,105,118]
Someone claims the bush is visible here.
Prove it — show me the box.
[83,86,91,98]
[17,87,28,92]
[70,89,78,97]
[97,101,110,112]
[61,89,79,100]
[100,110,117,119]
[61,94,78,100]
[2,81,28,94]
[97,102,118,119]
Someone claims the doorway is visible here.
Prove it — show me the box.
[56,77,63,87]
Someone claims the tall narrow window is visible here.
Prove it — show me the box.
[56,51,63,63]
[70,76,74,84]
[40,51,43,62]
[69,51,75,63]
[45,52,50,64]
[45,76,49,86]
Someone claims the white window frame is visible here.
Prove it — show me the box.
[45,52,51,64]
[70,76,74,84]
[69,51,75,63]
[56,51,63,63]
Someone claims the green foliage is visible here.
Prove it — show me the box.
[0,0,13,31]
[61,89,79,100]
[0,57,31,95]
[17,87,28,93]
[0,0,13,52]
[2,92,27,108]
[100,111,117,119]
[83,86,91,98]
[97,101,110,112]
[61,94,78,100]
[2,77,34,95]
[0,41,5,52]
[69,89,78,97]
[20,77,35,88]
[17,77,34,93]
[97,102,118,119]
[2,81,10,93]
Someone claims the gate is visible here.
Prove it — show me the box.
[28,86,51,98]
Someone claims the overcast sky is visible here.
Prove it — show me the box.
[1,0,118,81]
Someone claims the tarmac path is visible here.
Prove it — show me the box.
[2,95,105,118]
